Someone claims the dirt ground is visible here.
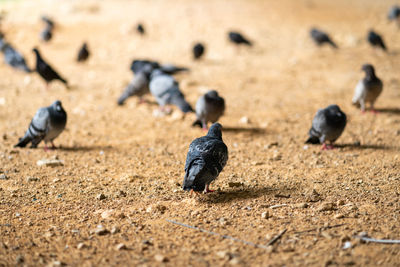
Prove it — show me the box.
[0,0,400,266]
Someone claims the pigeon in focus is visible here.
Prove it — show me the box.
[367,30,387,51]
[0,36,31,72]
[15,100,67,149]
[149,69,194,113]
[305,105,347,150]
[117,64,154,105]
[228,31,252,46]
[137,23,145,35]
[310,28,338,48]
[193,43,205,60]
[77,42,89,62]
[352,64,383,112]
[33,48,68,88]
[183,122,228,194]
[193,90,225,130]
[388,5,400,21]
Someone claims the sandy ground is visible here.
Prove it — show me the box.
[0,0,400,266]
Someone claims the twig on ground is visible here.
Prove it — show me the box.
[294,224,346,234]
[355,236,400,244]
[266,229,287,246]
[269,204,288,209]
[166,219,273,249]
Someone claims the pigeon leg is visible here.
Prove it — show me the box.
[201,120,208,131]
[138,97,146,105]
[190,189,200,197]
[322,143,335,150]
[51,141,57,149]
[44,143,50,152]
[45,82,50,90]
[370,103,379,114]
[203,184,215,194]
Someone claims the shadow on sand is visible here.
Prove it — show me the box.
[375,108,400,115]
[222,126,267,135]
[200,186,289,204]
[58,145,113,152]
[336,143,398,150]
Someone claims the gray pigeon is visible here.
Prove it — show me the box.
[149,70,194,113]
[310,28,338,48]
[193,90,225,130]
[183,123,228,193]
[117,64,154,105]
[305,105,347,150]
[15,100,67,149]
[388,5,400,21]
[0,37,31,72]
[352,64,383,112]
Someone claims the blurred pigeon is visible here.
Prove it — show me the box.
[228,31,252,46]
[352,64,383,112]
[41,15,55,29]
[193,90,225,130]
[149,70,194,113]
[77,42,89,62]
[40,25,53,42]
[137,23,145,35]
[33,48,68,88]
[193,43,205,60]
[15,100,67,149]
[388,5,400,21]
[117,64,154,105]
[0,36,31,72]
[159,63,189,74]
[130,59,160,74]
[40,16,54,42]
[367,30,386,51]
[310,28,337,48]
[183,123,228,193]
[305,105,347,150]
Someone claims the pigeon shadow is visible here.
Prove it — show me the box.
[58,145,113,152]
[336,143,397,150]
[374,108,400,115]
[222,127,267,135]
[200,186,282,204]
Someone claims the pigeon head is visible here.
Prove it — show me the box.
[361,64,375,77]
[207,123,223,139]
[52,100,64,112]
[32,47,40,55]
[206,90,219,98]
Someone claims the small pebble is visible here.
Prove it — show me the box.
[26,176,39,182]
[115,243,127,251]
[0,174,8,180]
[317,202,336,211]
[111,226,120,234]
[77,243,86,250]
[342,241,352,249]
[154,254,167,262]
[95,225,109,236]
[97,193,106,200]
[261,211,270,219]
[36,159,64,167]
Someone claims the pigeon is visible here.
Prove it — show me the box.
[117,64,154,105]
[15,100,67,149]
[77,42,89,62]
[310,28,338,48]
[367,30,386,51]
[40,25,53,42]
[228,31,252,46]
[193,90,225,130]
[0,36,31,72]
[130,59,160,74]
[137,23,145,35]
[183,122,228,194]
[193,43,205,60]
[388,5,400,21]
[40,16,54,42]
[352,64,383,112]
[305,105,347,150]
[130,59,188,75]
[149,69,194,113]
[33,48,68,88]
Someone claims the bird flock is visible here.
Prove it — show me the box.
[1,4,399,195]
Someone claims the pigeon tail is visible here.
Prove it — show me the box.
[14,136,31,148]
[172,96,194,113]
[305,136,320,144]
